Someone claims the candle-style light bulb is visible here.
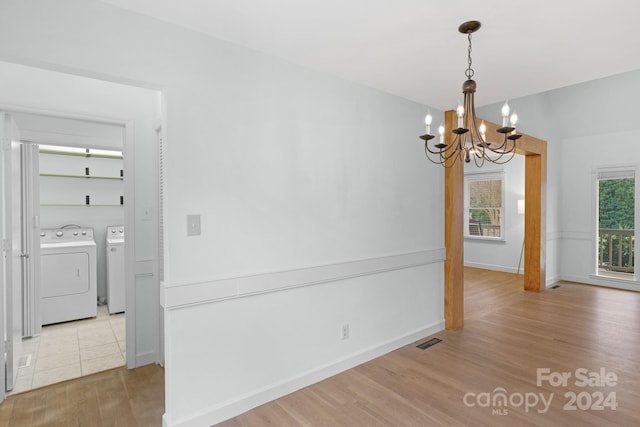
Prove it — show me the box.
[456,104,464,129]
[510,112,518,134]
[438,123,445,144]
[501,101,510,127]
[479,121,487,139]
[424,112,433,135]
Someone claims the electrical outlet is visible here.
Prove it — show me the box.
[341,324,350,340]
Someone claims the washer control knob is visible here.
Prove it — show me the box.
[73,231,79,236]
[56,231,63,237]
[81,231,87,236]
[40,232,46,237]
[119,228,124,233]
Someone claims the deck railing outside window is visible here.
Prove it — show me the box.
[598,228,635,273]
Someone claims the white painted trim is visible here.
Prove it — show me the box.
[122,120,137,369]
[135,350,157,368]
[464,261,518,274]
[463,170,507,240]
[545,275,561,287]
[0,102,160,370]
[547,231,562,241]
[163,320,445,427]
[162,248,445,309]
[560,231,592,241]
[561,274,640,292]
[20,129,121,150]
[0,102,134,127]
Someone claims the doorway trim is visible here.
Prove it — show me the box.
[0,103,142,369]
[444,109,547,330]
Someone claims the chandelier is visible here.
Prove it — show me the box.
[420,21,521,167]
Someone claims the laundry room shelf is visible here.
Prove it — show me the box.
[40,173,123,180]
[40,203,124,207]
[39,148,123,160]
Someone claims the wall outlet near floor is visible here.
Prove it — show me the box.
[341,324,350,340]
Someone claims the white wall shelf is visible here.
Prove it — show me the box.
[40,173,123,180]
[40,204,124,207]
[39,148,123,160]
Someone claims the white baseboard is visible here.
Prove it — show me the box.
[464,261,518,274]
[561,274,639,292]
[134,350,157,368]
[546,274,561,287]
[164,320,445,427]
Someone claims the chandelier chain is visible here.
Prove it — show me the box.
[465,33,474,80]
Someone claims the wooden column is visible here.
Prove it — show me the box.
[443,112,547,330]
[524,144,547,291]
[444,110,464,330]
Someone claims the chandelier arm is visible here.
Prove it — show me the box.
[484,137,517,157]
[488,149,517,165]
[438,145,463,163]
[423,146,462,168]
[424,142,457,163]
[424,136,467,167]
[424,142,450,156]
[472,151,485,168]
[424,135,463,158]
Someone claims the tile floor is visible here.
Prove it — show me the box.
[9,305,126,395]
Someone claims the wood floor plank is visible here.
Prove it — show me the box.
[220,268,640,426]
[0,364,164,427]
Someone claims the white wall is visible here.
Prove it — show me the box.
[550,70,640,289]
[478,69,640,288]
[477,89,564,285]
[0,60,161,367]
[463,156,525,273]
[0,1,445,425]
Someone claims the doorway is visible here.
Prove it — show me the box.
[13,117,127,392]
[0,62,163,400]
[596,169,636,280]
[444,109,547,330]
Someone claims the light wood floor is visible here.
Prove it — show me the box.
[220,268,640,426]
[2,268,640,426]
[0,363,164,427]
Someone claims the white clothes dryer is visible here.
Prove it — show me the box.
[106,225,125,314]
[40,227,97,325]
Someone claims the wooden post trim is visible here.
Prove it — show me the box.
[444,110,464,330]
[443,112,547,330]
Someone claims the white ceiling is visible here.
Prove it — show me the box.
[102,0,640,109]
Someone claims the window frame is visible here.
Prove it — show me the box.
[592,165,638,282]
[464,171,506,241]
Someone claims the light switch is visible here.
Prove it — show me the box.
[187,214,201,236]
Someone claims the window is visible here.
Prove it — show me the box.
[596,168,635,278]
[464,172,505,239]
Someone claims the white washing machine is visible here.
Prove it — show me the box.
[40,227,97,325]
[106,225,125,314]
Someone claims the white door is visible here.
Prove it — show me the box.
[0,112,23,396]
[21,143,40,337]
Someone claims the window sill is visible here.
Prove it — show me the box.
[464,236,506,243]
